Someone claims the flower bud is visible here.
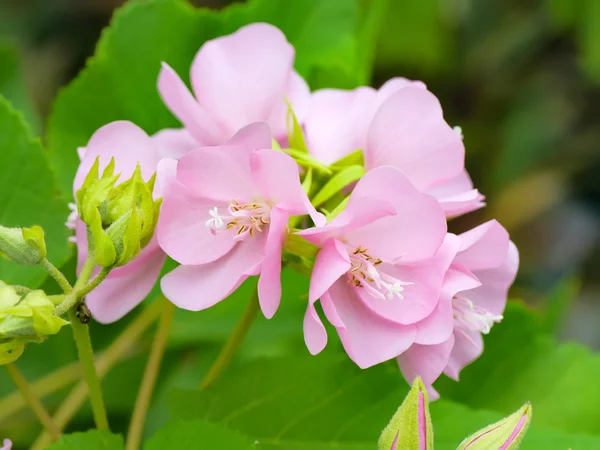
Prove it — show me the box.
[457,402,532,450]
[0,225,47,266]
[378,377,433,450]
[0,282,69,365]
[1,438,11,450]
[76,159,161,267]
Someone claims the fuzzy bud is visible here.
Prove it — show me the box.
[0,225,47,266]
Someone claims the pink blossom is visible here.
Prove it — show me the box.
[157,122,323,318]
[304,78,484,217]
[1,439,11,450]
[158,23,309,147]
[73,121,177,323]
[298,166,454,368]
[397,220,519,399]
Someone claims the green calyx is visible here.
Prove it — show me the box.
[0,225,47,266]
[0,281,69,365]
[76,158,160,268]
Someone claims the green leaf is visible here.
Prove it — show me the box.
[167,356,600,449]
[144,419,256,449]
[436,302,600,436]
[46,430,124,450]
[0,95,70,287]
[48,0,368,198]
[541,276,580,334]
[311,165,365,207]
[0,40,40,135]
[580,0,600,83]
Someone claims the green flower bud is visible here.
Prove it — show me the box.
[458,403,532,450]
[0,283,69,365]
[0,225,47,266]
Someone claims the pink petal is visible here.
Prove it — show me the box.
[157,182,235,265]
[309,238,351,303]
[327,280,417,368]
[304,87,375,164]
[250,148,325,225]
[348,166,421,205]
[303,301,328,355]
[151,128,200,160]
[257,207,289,318]
[161,233,266,311]
[397,336,455,401]
[190,23,296,138]
[74,121,160,194]
[267,71,311,142]
[444,328,483,380]
[426,170,485,217]
[454,220,510,271]
[366,87,465,191]
[154,157,178,199]
[157,62,226,145]
[375,77,426,106]
[87,249,166,323]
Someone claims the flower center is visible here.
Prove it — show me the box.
[347,246,412,301]
[205,200,271,241]
[452,295,502,334]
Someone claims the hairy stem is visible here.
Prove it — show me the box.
[200,287,260,390]
[54,267,111,316]
[126,299,174,450]
[40,258,73,293]
[68,308,109,431]
[5,363,61,442]
[31,301,162,450]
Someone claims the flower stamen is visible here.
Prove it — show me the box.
[205,200,271,241]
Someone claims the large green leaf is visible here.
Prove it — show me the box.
[0,95,70,287]
[47,0,372,198]
[144,419,256,449]
[167,356,600,449]
[45,430,124,450]
[437,302,600,436]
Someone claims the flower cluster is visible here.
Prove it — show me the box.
[71,23,518,394]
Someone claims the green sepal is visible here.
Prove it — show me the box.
[286,99,308,153]
[0,340,25,365]
[284,232,319,259]
[0,225,46,266]
[281,148,332,174]
[22,225,47,259]
[302,168,314,196]
[326,196,350,220]
[89,209,117,268]
[329,148,365,172]
[311,165,365,207]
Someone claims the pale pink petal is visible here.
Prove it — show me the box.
[426,170,485,217]
[74,121,160,193]
[357,234,460,325]
[87,249,166,323]
[303,300,328,355]
[190,23,295,138]
[151,128,200,160]
[454,220,510,271]
[375,77,426,105]
[161,233,266,311]
[463,241,519,316]
[157,182,234,265]
[157,62,226,145]
[250,148,325,225]
[309,238,350,303]
[304,87,375,165]
[348,166,421,206]
[397,336,455,401]
[154,158,178,199]
[444,328,483,380]
[328,280,417,368]
[366,87,465,191]
[257,207,289,319]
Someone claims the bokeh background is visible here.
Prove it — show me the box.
[0,0,599,446]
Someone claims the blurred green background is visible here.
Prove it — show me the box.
[1,0,600,447]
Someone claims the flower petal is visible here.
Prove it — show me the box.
[454,220,510,271]
[303,302,328,355]
[444,328,483,380]
[151,128,200,160]
[426,170,485,217]
[309,238,351,303]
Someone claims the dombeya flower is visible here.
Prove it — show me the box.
[457,402,532,449]
[158,23,309,147]
[298,166,456,368]
[0,282,69,365]
[0,225,46,266]
[158,122,323,318]
[73,121,179,323]
[303,79,484,217]
[397,220,519,399]
[378,377,433,450]
[0,439,11,450]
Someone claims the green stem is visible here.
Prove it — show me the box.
[31,302,162,450]
[40,258,73,293]
[5,363,61,442]
[77,267,111,298]
[200,287,260,390]
[126,299,174,450]
[75,254,96,290]
[13,285,32,295]
[54,267,111,316]
[68,308,109,431]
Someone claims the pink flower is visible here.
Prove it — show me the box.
[1,439,11,450]
[157,122,323,318]
[158,23,309,147]
[297,166,455,368]
[304,79,484,217]
[73,121,177,323]
[397,220,519,399]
